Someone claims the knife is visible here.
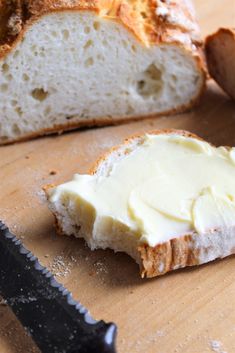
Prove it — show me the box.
[0,221,117,353]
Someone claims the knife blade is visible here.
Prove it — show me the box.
[0,221,117,353]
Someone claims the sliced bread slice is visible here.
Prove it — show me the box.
[45,130,235,278]
[205,28,235,100]
[0,0,205,144]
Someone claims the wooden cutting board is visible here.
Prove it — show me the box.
[0,2,235,352]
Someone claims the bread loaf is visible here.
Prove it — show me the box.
[205,28,235,100]
[0,0,205,144]
[45,130,235,278]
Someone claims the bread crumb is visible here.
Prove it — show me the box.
[209,340,227,353]
[36,190,47,204]
[50,255,70,277]
[93,259,108,274]
[70,255,77,263]
[49,169,57,175]
[156,330,165,337]
[8,14,22,36]
[49,253,78,277]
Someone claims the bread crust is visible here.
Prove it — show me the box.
[205,28,235,100]
[0,0,203,56]
[45,129,235,279]
[138,235,199,278]
[0,1,206,145]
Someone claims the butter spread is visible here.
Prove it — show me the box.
[49,134,235,247]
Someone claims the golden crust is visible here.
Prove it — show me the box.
[205,28,235,101]
[138,234,199,278]
[0,0,203,58]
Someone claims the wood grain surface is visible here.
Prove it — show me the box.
[0,1,235,352]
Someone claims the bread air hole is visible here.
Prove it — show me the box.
[2,63,9,73]
[31,45,38,56]
[102,39,108,47]
[23,73,30,82]
[11,100,17,107]
[132,45,137,52]
[44,106,52,115]
[84,26,90,34]
[12,123,21,135]
[93,21,101,31]
[84,39,93,50]
[62,29,70,40]
[15,107,23,117]
[31,88,49,101]
[136,63,163,98]
[13,50,20,58]
[6,74,13,81]
[0,84,8,92]
[97,54,104,61]
[51,31,58,38]
[84,57,94,67]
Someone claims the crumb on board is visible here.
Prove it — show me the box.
[93,260,108,274]
[47,252,110,279]
[49,169,57,175]
[49,254,77,278]
[209,340,227,353]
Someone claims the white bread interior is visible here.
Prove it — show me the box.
[0,11,204,143]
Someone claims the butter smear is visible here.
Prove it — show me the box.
[49,134,235,247]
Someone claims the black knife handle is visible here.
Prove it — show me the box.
[0,222,117,353]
